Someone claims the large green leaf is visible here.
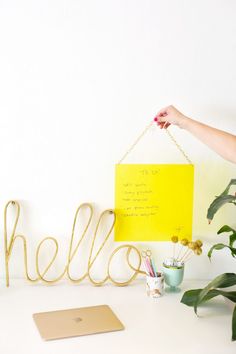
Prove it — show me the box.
[207,179,236,222]
[207,195,236,222]
[220,179,236,197]
[217,225,236,234]
[208,243,236,260]
[217,225,236,248]
[230,234,236,248]
[233,305,236,341]
[181,288,236,307]
[181,278,236,341]
[193,273,236,314]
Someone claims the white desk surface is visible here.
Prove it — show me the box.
[0,279,235,354]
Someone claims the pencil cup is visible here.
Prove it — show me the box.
[146,273,164,298]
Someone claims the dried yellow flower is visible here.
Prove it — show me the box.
[194,248,202,255]
[188,242,195,250]
[171,236,179,243]
[180,238,189,246]
[195,240,203,247]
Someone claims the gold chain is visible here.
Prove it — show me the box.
[118,120,192,165]
[118,120,154,164]
[165,128,193,164]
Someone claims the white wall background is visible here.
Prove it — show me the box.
[0,0,235,283]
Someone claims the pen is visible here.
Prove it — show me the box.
[142,259,150,275]
[145,257,155,277]
[151,258,158,277]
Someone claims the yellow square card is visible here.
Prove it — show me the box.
[114,164,194,241]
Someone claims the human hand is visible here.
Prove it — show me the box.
[154,105,188,129]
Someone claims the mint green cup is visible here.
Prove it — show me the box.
[162,263,184,290]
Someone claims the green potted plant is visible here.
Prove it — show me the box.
[181,179,236,341]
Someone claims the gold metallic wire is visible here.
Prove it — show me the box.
[66,203,93,283]
[87,209,115,286]
[4,201,59,286]
[36,237,67,284]
[4,201,145,287]
[108,245,144,286]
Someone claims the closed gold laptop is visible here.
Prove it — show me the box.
[33,305,124,341]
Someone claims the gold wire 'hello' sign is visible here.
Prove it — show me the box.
[4,201,145,287]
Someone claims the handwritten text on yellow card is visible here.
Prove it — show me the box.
[115,164,194,241]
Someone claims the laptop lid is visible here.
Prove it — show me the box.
[33,305,124,341]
